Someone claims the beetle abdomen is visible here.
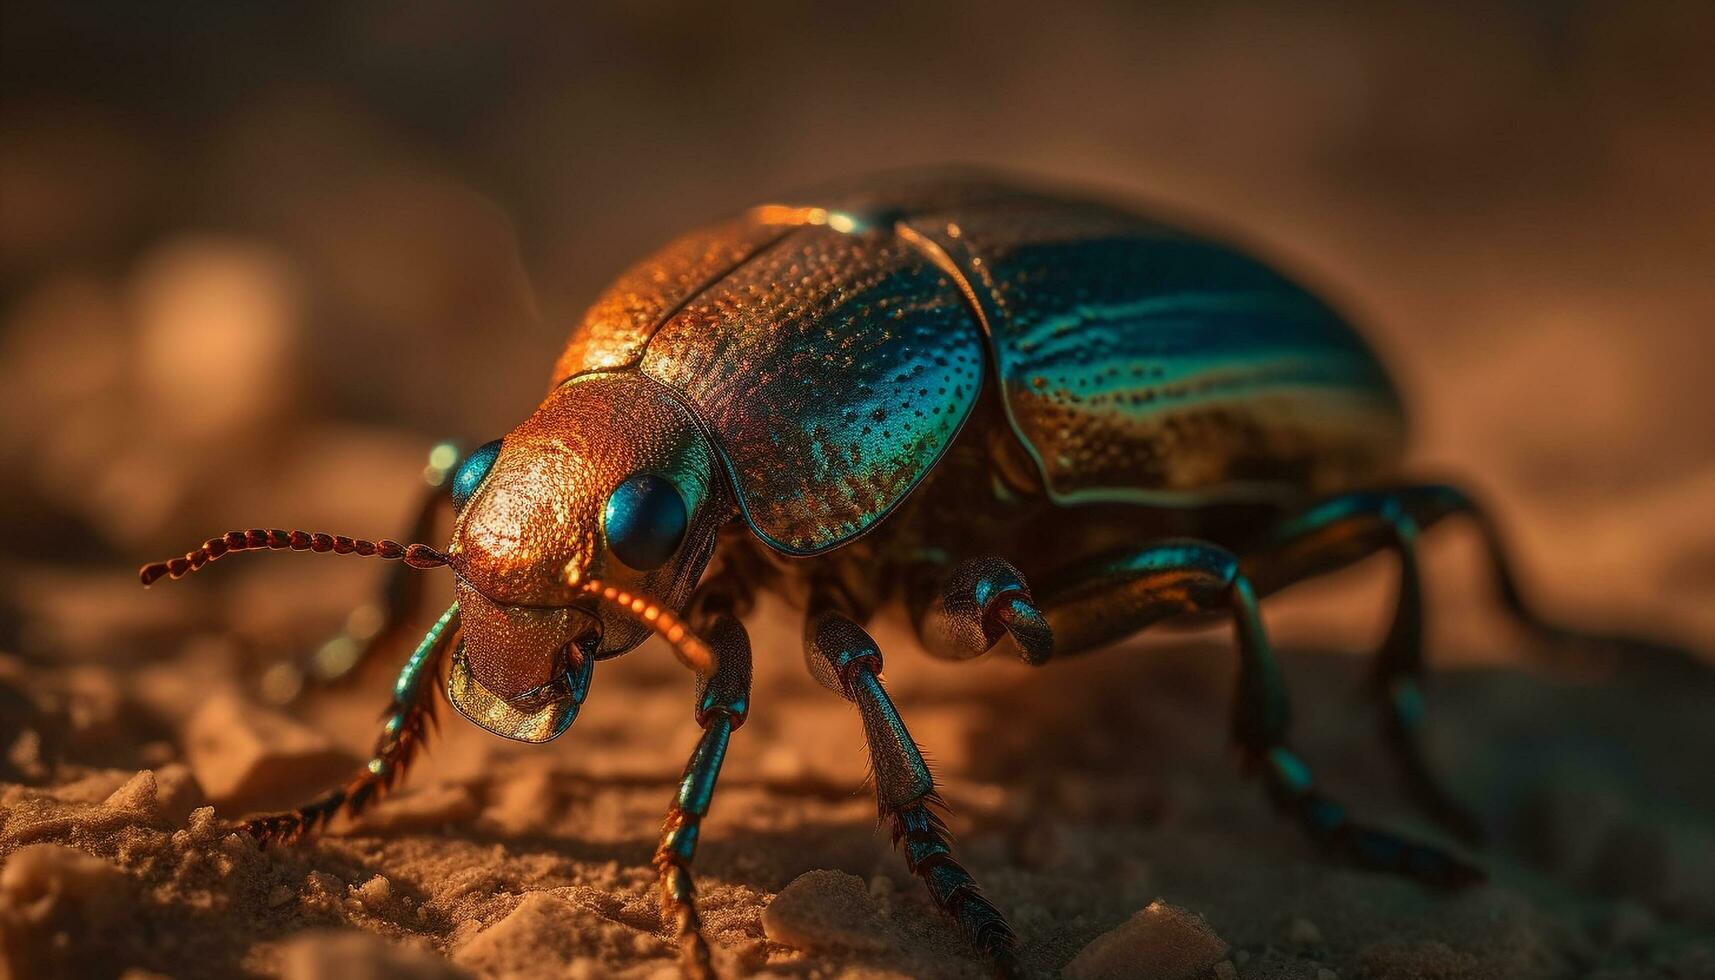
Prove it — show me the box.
[895,195,1406,506]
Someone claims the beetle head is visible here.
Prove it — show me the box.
[442,372,724,740]
[138,371,727,744]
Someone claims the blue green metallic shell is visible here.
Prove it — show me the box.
[900,195,1405,505]
[553,174,1405,556]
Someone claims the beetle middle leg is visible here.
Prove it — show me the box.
[244,602,460,843]
[1036,539,1483,887]
[905,556,1054,665]
[804,578,1019,976]
[652,579,754,980]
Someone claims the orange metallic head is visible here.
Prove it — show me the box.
[443,372,724,739]
[139,370,728,743]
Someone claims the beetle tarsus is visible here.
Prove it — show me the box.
[240,606,458,847]
[241,701,432,845]
[891,797,1021,971]
[1255,745,1484,887]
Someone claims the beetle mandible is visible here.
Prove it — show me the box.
[141,172,1640,978]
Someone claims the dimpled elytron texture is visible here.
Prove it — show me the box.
[906,197,1406,502]
[640,224,984,554]
[449,372,723,696]
[551,217,790,386]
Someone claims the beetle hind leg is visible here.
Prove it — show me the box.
[805,586,1020,974]
[1367,508,1485,843]
[1244,490,1483,843]
[243,603,459,844]
[1038,539,1483,887]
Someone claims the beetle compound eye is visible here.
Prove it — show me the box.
[451,439,504,511]
[603,473,688,570]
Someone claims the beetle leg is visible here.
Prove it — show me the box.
[244,603,459,844]
[653,611,752,980]
[1240,490,1483,843]
[1261,483,1700,672]
[282,442,460,698]
[1036,539,1483,888]
[906,556,1054,665]
[804,584,1019,977]
[1399,484,1702,670]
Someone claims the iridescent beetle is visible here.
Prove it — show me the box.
[140,173,1641,978]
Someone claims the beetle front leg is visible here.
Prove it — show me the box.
[906,556,1054,665]
[281,442,460,698]
[804,585,1019,977]
[653,613,752,980]
[245,602,459,843]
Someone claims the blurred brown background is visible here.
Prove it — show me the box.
[4,5,1715,977]
[3,2,1713,657]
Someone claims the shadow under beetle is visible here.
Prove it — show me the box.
[140,172,1680,979]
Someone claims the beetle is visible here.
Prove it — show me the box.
[139,171,1637,978]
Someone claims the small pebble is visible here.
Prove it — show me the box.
[1287,916,1324,946]
[266,884,295,908]
[1211,962,1238,980]
[1064,900,1229,980]
[352,875,392,910]
[102,770,162,819]
[180,692,351,812]
[762,870,893,953]
[1315,969,1338,980]
[279,930,465,980]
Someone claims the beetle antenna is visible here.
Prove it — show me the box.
[140,529,451,586]
[567,572,715,675]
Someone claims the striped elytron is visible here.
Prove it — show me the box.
[141,172,1638,979]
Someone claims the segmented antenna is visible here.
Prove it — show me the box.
[565,569,715,675]
[139,529,451,586]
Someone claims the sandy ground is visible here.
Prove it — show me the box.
[4,570,1715,979]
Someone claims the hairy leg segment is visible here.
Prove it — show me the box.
[652,601,754,980]
[245,602,460,843]
[806,577,1020,976]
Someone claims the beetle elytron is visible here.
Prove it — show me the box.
[142,172,1616,977]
